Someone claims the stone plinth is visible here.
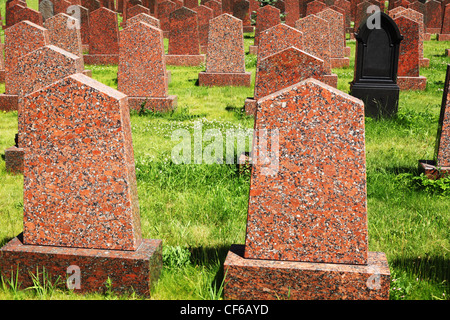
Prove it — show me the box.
[127,96,178,113]
[165,54,205,66]
[224,244,390,300]
[198,72,251,87]
[5,146,24,174]
[0,235,162,297]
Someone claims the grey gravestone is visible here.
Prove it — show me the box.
[350,12,403,118]
[39,0,54,22]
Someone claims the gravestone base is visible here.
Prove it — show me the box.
[350,83,399,118]
[0,70,5,82]
[323,74,338,88]
[127,96,178,113]
[0,234,163,297]
[418,160,450,180]
[420,58,430,67]
[82,44,89,52]
[200,45,208,54]
[243,26,254,33]
[0,94,19,111]
[249,45,257,55]
[83,69,92,77]
[198,72,251,87]
[165,54,205,66]
[5,146,24,174]
[437,34,450,41]
[426,28,441,35]
[397,76,427,91]
[83,54,119,65]
[330,57,350,68]
[163,31,169,38]
[344,46,351,57]
[244,97,257,116]
[424,33,431,41]
[224,244,390,300]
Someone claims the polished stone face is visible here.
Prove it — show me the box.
[4,20,49,96]
[118,21,168,98]
[254,5,280,46]
[245,79,368,265]
[168,6,200,56]
[88,7,119,55]
[20,73,142,251]
[44,13,83,58]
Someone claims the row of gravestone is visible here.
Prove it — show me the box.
[0,7,449,299]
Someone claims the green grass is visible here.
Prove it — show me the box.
[0,11,449,300]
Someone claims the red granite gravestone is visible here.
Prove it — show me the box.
[81,0,101,13]
[204,0,222,17]
[184,0,199,9]
[12,4,44,27]
[118,21,177,112]
[194,5,214,53]
[222,0,234,14]
[0,42,4,82]
[0,73,162,296]
[127,4,151,22]
[233,0,254,33]
[439,4,450,40]
[0,20,49,113]
[419,64,450,179]
[84,7,119,65]
[424,0,442,34]
[333,0,351,27]
[316,8,349,68]
[295,14,338,88]
[285,0,300,27]
[127,12,161,29]
[166,7,205,66]
[51,0,71,15]
[157,0,182,38]
[306,0,326,15]
[5,44,84,175]
[254,47,326,100]
[198,14,251,87]
[249,5,281,55]
[394,15,427,91]
[389,7,429,68]
[45,13,83,59]
[67,5,90,51]
[224,78,390,300]
[4,0,27,29]
[354,0,374,30]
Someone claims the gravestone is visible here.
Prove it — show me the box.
[295,14,338,88]
[439,4,450,41]
[127,12,161,29]
[419,64,450,179]
[39,0,54,21]
[84,7,119,65]
[12,5,44,27]
[284,0,300,27]
[224,78,390,300]
[157,0,182,38]
[424,0,442,34]
[222,0,234,14]
[198,14,251,87]
[125,4,151,29]
[67,5,89,50]
[389,7,429,67]
[204,0,222,17]
[184,0,199,9]
[5,45,85,174]
[118,21,177,112]
[350,12,403,118]
[0,73,162,296]
[394,15,427,91]
[45,13,83,58]
[0,42,4,83]
[249,5,281,55]
[306,0,326,15]
[52,0,72,15]
[316,8,349,68]
[244,23,303,115]
[194,5,214,53]
[233,0,254,33]
[166,7,205,66]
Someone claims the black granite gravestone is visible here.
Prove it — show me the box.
[350,12,403,118]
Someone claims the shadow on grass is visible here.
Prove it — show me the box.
[189,244,231,296]
[390,255,450,286]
